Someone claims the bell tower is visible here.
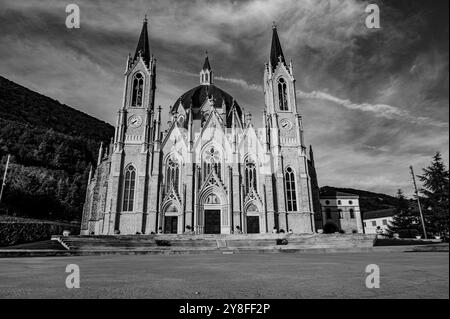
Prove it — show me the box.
[115,16,156,153]
[263,23,314,234]
[104,17,158,235]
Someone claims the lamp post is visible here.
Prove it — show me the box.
[410,165,427,239]
[0,154,11,204]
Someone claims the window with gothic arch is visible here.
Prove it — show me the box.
[122,165,136,211]
[245,158,257,195]
[131,72,144,107]
[166,157,180,193]
[278,77,288,111]
[202,146,221,181]
[285,167,297,211]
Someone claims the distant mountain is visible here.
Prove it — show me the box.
[0,76,114,221]
[320,186,401,214]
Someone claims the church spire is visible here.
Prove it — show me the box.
[134,16,151,66]
[270,22,286,70]
[202,51,212,71]
[200,51,213,85]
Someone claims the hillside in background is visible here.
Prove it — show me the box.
[0,76,114,221]
[320,186,402,214]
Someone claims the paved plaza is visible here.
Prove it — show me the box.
[0,252,448,299]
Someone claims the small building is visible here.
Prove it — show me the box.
[362,208,395,234]
[320,191,363,234]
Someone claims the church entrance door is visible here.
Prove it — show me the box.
[164,216,178,234]
[247,216,260,234]
[204,210,221,234]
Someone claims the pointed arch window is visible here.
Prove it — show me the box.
[131,73,144,107]
[202,146,221,181]
[245,158,257,195]
[166,157,180,193]
[285,167,297,211]
[278,77,288,111]
[122,165,136,212]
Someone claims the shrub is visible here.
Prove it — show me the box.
[276,239,288,245]
[323,222,339,234]
[0,221,79,247]
[155,240,171,247]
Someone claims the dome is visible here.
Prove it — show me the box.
[173,84,242,128]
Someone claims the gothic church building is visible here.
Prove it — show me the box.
[81,19,321,235]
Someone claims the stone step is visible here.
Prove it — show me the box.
[58,234,376,253]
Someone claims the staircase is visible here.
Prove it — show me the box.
[55,233,376,255]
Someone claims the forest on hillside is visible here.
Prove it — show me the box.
[0,76,114,221]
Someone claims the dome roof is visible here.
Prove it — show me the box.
[173,84,242,127]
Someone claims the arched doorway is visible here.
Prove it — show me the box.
[163,203,180,234]
[203,193,221,234]
[246,203,260,234]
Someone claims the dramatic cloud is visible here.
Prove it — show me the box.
[0,0,448,196]
[297,90,449,128]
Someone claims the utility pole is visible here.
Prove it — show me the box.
[410,165,427,239]
[0,154,11,204]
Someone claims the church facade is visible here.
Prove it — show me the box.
[81,19,321,235]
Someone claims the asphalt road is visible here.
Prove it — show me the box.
[0,252,448,299]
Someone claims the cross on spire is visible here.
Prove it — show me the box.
[270,22,286,70]
[134,16,151,66]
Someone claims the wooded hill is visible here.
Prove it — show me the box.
[0,76,114,221]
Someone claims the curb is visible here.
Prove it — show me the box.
[2,245,443,258]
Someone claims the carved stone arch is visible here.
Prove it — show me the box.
[197,185,229,234]
[161,200,182,216]
[244,199,264,234]
[244,200,262,215]
[163,151,184,166]
[199,185,227,206]
[160,199,183,234]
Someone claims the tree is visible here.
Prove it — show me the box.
[388,189,421,236]
[418,152,449,236]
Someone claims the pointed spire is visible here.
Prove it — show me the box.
[134,16,151,66]
[270,22,286,71]
[202,50,212,71]
[200,51,213,85]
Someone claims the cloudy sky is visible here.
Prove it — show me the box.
[0,0,448,197]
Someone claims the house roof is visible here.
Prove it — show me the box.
[363,208,396,220]
[320,190,359,199]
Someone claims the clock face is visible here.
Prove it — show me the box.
[128,115,142,128]
[280,119,293,131]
